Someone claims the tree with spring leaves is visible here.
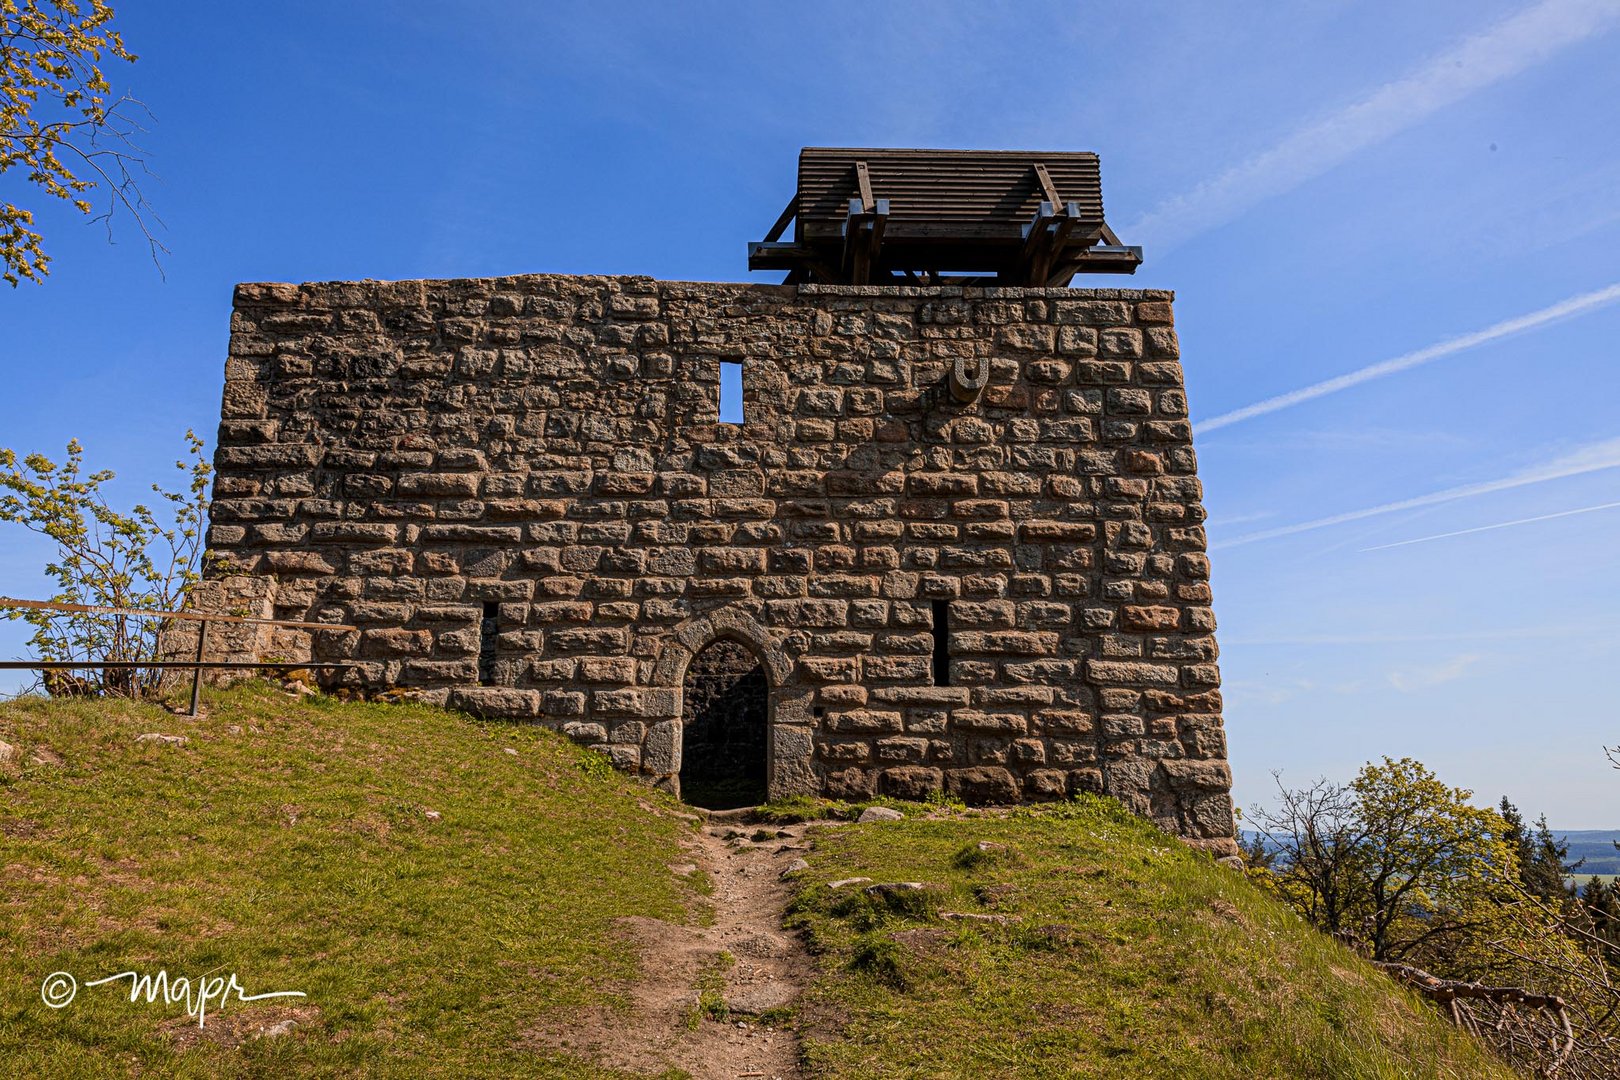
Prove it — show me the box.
[0,433,210,697]
[1252,759,1620,1077]
[1250,757,1512,963]
[2,0,159,285]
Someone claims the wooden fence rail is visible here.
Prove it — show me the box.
[0,596,357,716]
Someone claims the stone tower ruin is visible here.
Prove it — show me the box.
[199,149,1238,857]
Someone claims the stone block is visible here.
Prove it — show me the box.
[945,766,1019,805]
[878,766,944,800]
[449,687,542,718]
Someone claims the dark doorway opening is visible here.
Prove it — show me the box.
[679,639,769,809]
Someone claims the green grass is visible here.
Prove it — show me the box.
[787,797,1517,1080]
[684,951,735,1029]
[0,684,1523,1079]
[0,682,701,1078]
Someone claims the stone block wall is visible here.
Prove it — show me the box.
[204,273,1237,855]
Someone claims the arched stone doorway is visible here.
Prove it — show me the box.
[678,638,769,809]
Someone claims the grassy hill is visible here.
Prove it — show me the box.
[785,802,1510,1079]
[0,683,697,1078]
[1,683,1513,1078]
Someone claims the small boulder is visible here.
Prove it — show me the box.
[828,877,872,890]
[0,740,18,766]
[726,981,796,1015]
[856,806,904,824]
[423,809,442,822]
[780,858,810,878]
[134,733,189,747]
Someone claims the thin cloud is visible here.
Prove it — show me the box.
[1361,500,1620,551]
[1196,283,1620,433]
[1225,626,1591,647]
[1207,509,1275,527]
[1129,0,1620,252]
[1213,436,1620,549]
[1389,653,1482,692]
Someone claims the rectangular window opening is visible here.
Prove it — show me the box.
[931,599,951,687]
[478,601,499,686]
[719,360,744,424]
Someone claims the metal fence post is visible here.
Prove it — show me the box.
[188,619,209,717]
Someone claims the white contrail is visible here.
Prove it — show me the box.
[1213,436,1620,549]
[1129,0,1620,252]
[1360,500,1620,551]
[1196,283,1620,433]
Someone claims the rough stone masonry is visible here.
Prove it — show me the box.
[199,273,1238,857]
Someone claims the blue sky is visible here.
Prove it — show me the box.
[3,1,1618,824]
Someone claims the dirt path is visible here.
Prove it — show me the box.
[538,817,817,1079]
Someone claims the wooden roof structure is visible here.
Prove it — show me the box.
[748,148,1142,286]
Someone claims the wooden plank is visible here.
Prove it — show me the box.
[855,160,874,213]
[0,596,356,632]
[762,196,797,242]
[1033,163,1062,207]
[0,661,361,670]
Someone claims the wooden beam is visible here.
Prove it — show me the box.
[0,661,362,670]
[1019,200,1079,286]
[762,195,797,242]
[0,595,355,631]
[854,160,875,213]
[1033,163,1062,208]
[841,196,888,285]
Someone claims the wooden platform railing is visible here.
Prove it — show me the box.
[0,596,358,716]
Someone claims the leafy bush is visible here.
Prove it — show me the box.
[0,432,211,697]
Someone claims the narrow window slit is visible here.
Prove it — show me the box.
[478,602,499,686]
[931,599,951,686]
[719,360,744,424]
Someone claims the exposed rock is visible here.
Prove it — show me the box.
[864,881,936,898]
[856,806,904,824]
[134,733,189,747]
[827,877,872,890]
[725,981,796,1016]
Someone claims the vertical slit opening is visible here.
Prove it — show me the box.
[719,360,743,424]
[478,602,499,686]
[931,599,951,686]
